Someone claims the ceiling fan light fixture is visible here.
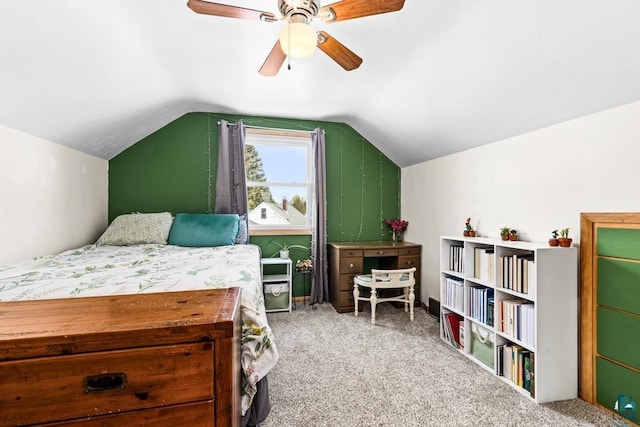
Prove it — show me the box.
[279,22,317,58]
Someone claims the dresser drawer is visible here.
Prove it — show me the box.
[339,257,363,274]
[1,343,214,426]
[42,400,215,426]
[398,255,420,269]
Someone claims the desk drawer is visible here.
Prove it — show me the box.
[337,289,357,311]
[339,274,357,291]
[398,255,420,269]
[1,343,214,426]
[339,257,363,274]
[399,247,420,256]
[339,249,363,257]
[364,248,398,257]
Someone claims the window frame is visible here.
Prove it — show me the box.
[244,129,314,235]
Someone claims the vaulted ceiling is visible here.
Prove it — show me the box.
[1,1,639,167]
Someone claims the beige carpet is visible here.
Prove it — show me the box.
[262,302,612,426]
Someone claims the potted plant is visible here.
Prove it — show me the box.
[500,227,510,241]
[269,241,310,259]
[558,228,572,247]
[464,218,476,237]
[509,229,518,241]
[549,229,559,247]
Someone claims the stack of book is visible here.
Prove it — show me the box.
[473,247,495,282]
[443,276,464,312]
[497,299,535,347]
[468,286,494,327]
[448,244,464,273]
[497,344,535,397]
[442,312,464,349]
[497,254,535,296]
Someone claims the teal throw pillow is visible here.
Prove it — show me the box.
[168,213,240,247]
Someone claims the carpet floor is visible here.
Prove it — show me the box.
[262,302,612,426]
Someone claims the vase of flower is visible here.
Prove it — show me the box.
[385,218,408,243]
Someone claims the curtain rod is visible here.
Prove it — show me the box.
[217,121,313,133]
[244,124,314,135]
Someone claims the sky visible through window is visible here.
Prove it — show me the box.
[252,144,307,205]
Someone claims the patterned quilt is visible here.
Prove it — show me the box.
[0,243,279,415]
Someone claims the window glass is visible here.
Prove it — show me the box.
[245,132,313,230]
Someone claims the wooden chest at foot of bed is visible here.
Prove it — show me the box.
[0,288,241,427]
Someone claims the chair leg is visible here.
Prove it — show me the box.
[353,284,359,317]
[409,285,415,322]
[370,289,377,325]
[403,287,409,313]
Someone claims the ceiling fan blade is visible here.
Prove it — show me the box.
[320,0,405,23]
[317,31,363,71]
[187,0,276,22]
[259,41,287,77]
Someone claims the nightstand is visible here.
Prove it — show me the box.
[261,258,292,313]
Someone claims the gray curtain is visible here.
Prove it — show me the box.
[215,120,248,216]
[310,128,328,305]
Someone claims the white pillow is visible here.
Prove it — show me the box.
[96,212,174,246]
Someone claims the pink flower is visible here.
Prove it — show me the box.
[385,218,408,232]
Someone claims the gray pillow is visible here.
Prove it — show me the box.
[96,212,174,246]
[235,214,249,244]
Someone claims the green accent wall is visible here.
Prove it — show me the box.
[108,112,401,294]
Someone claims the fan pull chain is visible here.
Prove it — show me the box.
[287,22,291,70]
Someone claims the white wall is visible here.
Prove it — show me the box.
[402,100,640,304]
[0,125,108,264]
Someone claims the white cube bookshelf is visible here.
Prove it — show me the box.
[439,236,577,403]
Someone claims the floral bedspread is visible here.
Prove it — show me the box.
[0,243,278,415]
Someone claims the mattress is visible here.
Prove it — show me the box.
[0,243,278,415]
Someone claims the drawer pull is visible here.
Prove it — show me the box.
[348,263,356,269]
[405,261,414,266]
[378,251,385,255]
[84,372,127,393]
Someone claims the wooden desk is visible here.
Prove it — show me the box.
[327,241,421,313]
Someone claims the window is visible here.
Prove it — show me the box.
[245,130,313,232]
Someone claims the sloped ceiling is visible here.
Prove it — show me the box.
[1,1,639,167]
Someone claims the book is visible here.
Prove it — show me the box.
[487,297,495,327]
[459,320,465,349]
[530,352,536,398]
[523,351,531,392]
[496,344,504,376]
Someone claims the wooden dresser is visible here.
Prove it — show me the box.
[328,241,421,313]
[0,288,241,427]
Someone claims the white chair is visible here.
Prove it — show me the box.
[353,267,416,325]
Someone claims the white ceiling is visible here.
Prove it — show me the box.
[1,1,639,167]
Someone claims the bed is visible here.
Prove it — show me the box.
[0,212,278,426]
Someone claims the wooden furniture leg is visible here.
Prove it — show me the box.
[409,285,415,321]
[370,288,378,325]
[353,283,360,317]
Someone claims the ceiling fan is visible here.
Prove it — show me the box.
[187,0,405,76]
